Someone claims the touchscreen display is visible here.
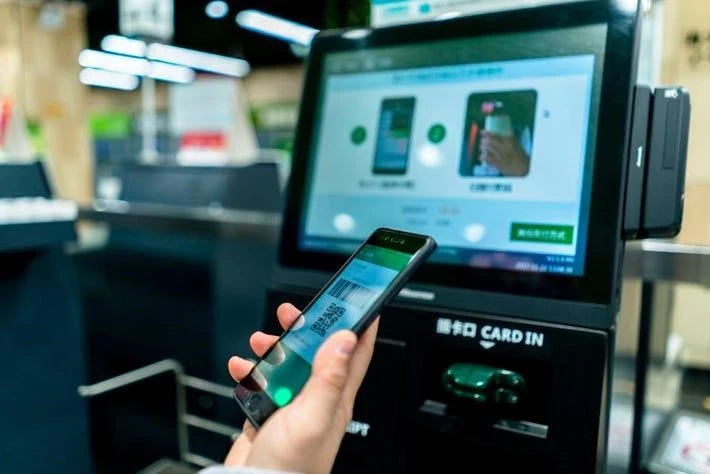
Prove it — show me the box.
[300,24,606,276]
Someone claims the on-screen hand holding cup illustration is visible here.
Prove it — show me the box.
[460,91,537,178]
[478,101,514,176]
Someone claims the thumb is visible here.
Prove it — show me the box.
[297,330,357,427]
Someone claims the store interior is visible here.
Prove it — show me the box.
[1,1,709,473]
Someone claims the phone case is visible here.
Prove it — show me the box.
[235,228,436,428]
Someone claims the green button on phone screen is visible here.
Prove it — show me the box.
[274,387,293,407]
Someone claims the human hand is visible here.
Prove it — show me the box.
[479,131,530,176]
[225,302,379,473]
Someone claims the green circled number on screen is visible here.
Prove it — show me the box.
[351,126,367,145]
[427,123,446,144]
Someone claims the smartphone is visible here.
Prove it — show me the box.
[234,227,436,428]
[372,97,416,175]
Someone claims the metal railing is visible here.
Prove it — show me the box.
[78,359,241,470]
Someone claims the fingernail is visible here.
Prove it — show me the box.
[337,338,356,357]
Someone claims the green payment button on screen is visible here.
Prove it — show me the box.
[510,223,574,245]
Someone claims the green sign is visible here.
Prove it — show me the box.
[510,223,574,245]
[90,112,132,139]
[26,122,46,155]
[251,103,299,129]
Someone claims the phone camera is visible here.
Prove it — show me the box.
[246,394,262,412]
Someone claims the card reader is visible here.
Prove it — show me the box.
[442,363,526,407]
[624,86,691,239]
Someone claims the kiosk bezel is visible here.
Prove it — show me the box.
[279,1,640,310]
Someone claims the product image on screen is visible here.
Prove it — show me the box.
[300,23,607,277]
[373,97,416,174]
[460,90,537,177]
[238,242,416,415]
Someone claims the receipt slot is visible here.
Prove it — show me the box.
[262,2,690,473]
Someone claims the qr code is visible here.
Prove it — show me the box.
[310,302,346,337]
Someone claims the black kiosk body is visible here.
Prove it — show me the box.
[266,2,643,472]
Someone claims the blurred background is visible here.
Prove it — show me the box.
[0,0,708,473]
[0,0,372,201]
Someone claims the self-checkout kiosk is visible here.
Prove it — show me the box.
[261,2,690,473]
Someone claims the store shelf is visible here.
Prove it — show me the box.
[79,199,281,244]
[0,220,76,253]
[0,162,78,252]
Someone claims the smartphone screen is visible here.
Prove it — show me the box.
[372,97,416,175]
[235,229,434,426]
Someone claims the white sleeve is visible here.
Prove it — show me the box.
[199,466,299,474]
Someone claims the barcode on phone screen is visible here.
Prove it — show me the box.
[328,279,376,309]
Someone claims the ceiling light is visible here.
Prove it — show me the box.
[79,68,139,91]
[79,49,150,76]
[146,43,250,77]
[149,61,195,84]
[79,49,196,85]
[205,0,229,19]
[101,35,146,57]
[235,9,319,47]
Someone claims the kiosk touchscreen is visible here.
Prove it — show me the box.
[300,34,601,276]
[271,2,641,473]
[280,1,639,327]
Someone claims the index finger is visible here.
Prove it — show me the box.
[228,356,254,382]
[276,302,302,330]
[343,317,380,406]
